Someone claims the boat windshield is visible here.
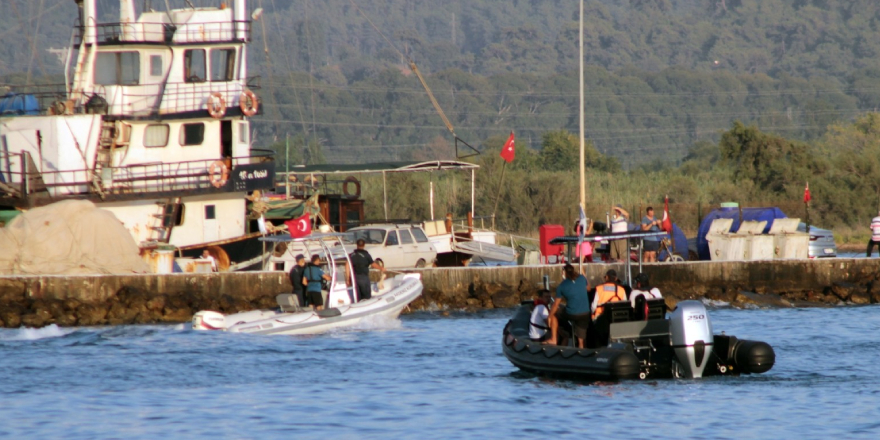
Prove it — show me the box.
[349,229,386,245]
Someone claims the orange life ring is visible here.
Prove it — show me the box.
[208,160,229,188]
[240,90,259,116]
[207,92,226,119]
[342,176,360,199]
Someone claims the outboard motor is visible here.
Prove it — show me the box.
[669,301,714,378]
[192,311,227,331]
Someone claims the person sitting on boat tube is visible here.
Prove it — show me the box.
[303,254,332,311]
[545,264,592,348]
[530,289,569,345]
[349,239,385,301]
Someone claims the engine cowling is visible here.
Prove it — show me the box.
[669,301,714,378]
[192,311,227,331]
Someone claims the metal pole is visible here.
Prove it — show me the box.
[492,161,508,230]
[471,168,475,217]
[430,180,435,221]
[383,171,388,221]
[578,0,585,208]
[285,134,290,198]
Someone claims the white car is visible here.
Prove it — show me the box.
[346,224,437,269]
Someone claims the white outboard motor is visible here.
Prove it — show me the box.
[669,301,714,378]
[192,311,227,331]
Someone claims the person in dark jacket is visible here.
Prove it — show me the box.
[303,254,331,311]
[288,254,307,307]
[349,239,385,301]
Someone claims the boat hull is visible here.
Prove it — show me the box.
[193,274,422,335]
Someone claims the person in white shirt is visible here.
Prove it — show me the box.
[529,290,568,344]
[630,273,662,319]
[610,204,630,262]
[868,211,880,257]
[202,249,218,272]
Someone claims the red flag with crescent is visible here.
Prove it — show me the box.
[804,182,811,203]
[661,195,673,233]
[284,213,312,238]
[500,132,515,163]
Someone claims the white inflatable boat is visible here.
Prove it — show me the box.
[192,233,423,335]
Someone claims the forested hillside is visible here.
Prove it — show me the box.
[4,1,880,233]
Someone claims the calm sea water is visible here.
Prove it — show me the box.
[1,304,878,439]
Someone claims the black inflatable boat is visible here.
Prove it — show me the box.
[502,299,775,381]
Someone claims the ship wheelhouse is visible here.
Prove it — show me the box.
[1,1,274,252]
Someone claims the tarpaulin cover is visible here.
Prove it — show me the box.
[696,207,788,260]
[0,200,150,275]
[0,93,40,116]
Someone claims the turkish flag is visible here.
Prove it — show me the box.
[284,213,312,238]
[804,182,811,203]
[661,195,673,233]
[500,132,515,163]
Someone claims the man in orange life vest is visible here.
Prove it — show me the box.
[592,269,627,320]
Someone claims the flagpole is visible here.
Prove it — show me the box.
[492,161,507,231]
[578,0,585,210]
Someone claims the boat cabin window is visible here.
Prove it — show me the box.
[184,49,207,83]
[350,229,385,244]
[144,124,170,148]
[205,205,216,220]
[238,122,248,143]
[210,48,236,82]
[95,51,140,85]
[180,123,205,146]
[385,231,399,246]
[411,228,429,243]
[399,229,414,245]
[149,55,163,77]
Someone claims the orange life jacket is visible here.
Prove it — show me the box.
[593,282,627,319]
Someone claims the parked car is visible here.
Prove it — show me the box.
[345,224,437,269]
[797,222,837,258]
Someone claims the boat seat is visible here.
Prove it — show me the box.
[603,301,634,323]
[609,319,670,342]
[276,293,306,312]
[633,297,667,321]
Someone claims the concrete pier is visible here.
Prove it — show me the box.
[1,259,878,328]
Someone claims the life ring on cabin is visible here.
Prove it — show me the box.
[343,176,361,199]
[240,90,259,116]
[208,160,229,188]
[207,92,226,119]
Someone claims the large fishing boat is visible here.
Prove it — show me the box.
[0,0,274,270]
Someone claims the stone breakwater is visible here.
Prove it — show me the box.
[1,259,879,328]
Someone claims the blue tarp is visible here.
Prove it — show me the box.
[658,223,689,261]
[0,93,40,116]
[696,207,788,260]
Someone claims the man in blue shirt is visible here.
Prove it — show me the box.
[641,206,662,262]
[302,254,331,311]
[545,264,592,348]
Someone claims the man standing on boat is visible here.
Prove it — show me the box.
[545,264,592,348]
[610,205,630,262]
[288,254,307,307]
[350,239,385,301]
[303,254,332,311]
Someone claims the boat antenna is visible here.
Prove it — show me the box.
[347,0,479,159]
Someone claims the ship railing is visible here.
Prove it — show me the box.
[0,151,273,202]
[273,174,362,199]
[75,20,251,45]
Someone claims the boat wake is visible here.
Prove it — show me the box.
[0,324,76,341]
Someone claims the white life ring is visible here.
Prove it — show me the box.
[207,92,226,119]
[208,160,229,188]
[240,90,259,116]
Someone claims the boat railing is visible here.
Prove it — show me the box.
[446,216,539,250]
[75,20,251,45]
[0,151,274,204]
